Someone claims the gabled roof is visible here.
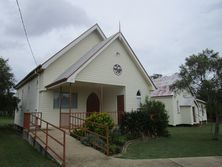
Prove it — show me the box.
[15,24,106,89]
[153,73,180,87]
[151,74,179,97]
[150,85,174,97]
[46,34,118,88]
[14,65,43,89]
[151,74,206,106]
[42,24,106,69]
[46,32,156,90]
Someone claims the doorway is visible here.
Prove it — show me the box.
[192,106,196,123]
[117,95,124,124]
[87,93,100,113]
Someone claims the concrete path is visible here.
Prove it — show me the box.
[33,129,222,167]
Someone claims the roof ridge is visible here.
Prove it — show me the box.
[42,24,106,68]
[46,33,120,88]
[15,24,106,89]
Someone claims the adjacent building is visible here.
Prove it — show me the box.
[151,74,207,126]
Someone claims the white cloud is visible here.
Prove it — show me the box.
[5,0,91,36]
[0,0,222,81]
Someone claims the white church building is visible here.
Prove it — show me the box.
[14,24,156,128]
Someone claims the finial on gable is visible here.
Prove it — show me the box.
[119,21,121,33]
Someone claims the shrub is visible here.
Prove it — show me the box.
[70,128,85,139]
[141,98,169,137]
[120,97,169,137]
[80,134,105,148]
[109,128,128,146]
[85,112,114,135]
[109,144,122,154]
[108,128,129,154]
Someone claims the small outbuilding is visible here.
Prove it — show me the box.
[151,74,207,126]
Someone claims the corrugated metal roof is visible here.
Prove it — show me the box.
[49,33,118,85]
[46,31,157,90]
[15,24,106,89]
[151,73,179,97]
[150,85,174,97]
[153,73,180,87]
[151,74,206,107]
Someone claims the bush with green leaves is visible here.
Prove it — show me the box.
[80,134,105,148]
[84,112,114,135]
[70,128,85,139]
[120,97,169,137]
[109,128,128,154]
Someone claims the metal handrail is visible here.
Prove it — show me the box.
[28,113,66,167]
[69,113,110,155]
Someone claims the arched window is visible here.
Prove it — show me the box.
[136,90,141,96]
[136,90,141,110]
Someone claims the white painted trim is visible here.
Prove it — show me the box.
[67,33,156,90]
[42,24,106,69]
[119,34,156,90]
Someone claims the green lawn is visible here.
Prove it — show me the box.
[121,124,222,159]
[0,117,58,167]
[0,116,13,126]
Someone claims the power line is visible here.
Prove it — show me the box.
[16,0,37,66]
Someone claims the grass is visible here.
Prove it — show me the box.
[121,124,222,159]
[0,116,13,126]
[0,117,58,167]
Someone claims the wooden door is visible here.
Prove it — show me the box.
[192,106,196,123]
[117,95,124,124]
[87,93,100,113]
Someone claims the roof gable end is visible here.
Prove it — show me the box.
[15,24,106,89]
[46,32,156,90]
[42,24,106,69]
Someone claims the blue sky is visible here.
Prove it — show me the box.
[0,0,222,82]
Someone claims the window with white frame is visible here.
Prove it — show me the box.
[53,92,77,109]
[136,90,141,110]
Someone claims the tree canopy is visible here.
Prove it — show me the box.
[151,74,163,79]
[171,49,222,140]
[0,57,19,116]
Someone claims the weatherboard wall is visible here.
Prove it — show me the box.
[41,31,103,89]
[151,96,175,125]
[14,77,38,127]
[75,38,153,111]
[38,84,123,126]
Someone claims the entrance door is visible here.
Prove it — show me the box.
[117,95,124,124]
[87,93,100,113]
[192,106,196,123]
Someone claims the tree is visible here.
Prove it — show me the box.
[0,57,19,116]
[151,74,162,79]
[171,49,222,140]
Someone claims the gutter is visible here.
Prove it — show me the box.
[14,65,43,89]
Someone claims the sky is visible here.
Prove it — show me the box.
[0,0,222,83]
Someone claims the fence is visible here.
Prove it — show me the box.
[69,111,118,127]
[70,113,110,155]
[24,112,66,167]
